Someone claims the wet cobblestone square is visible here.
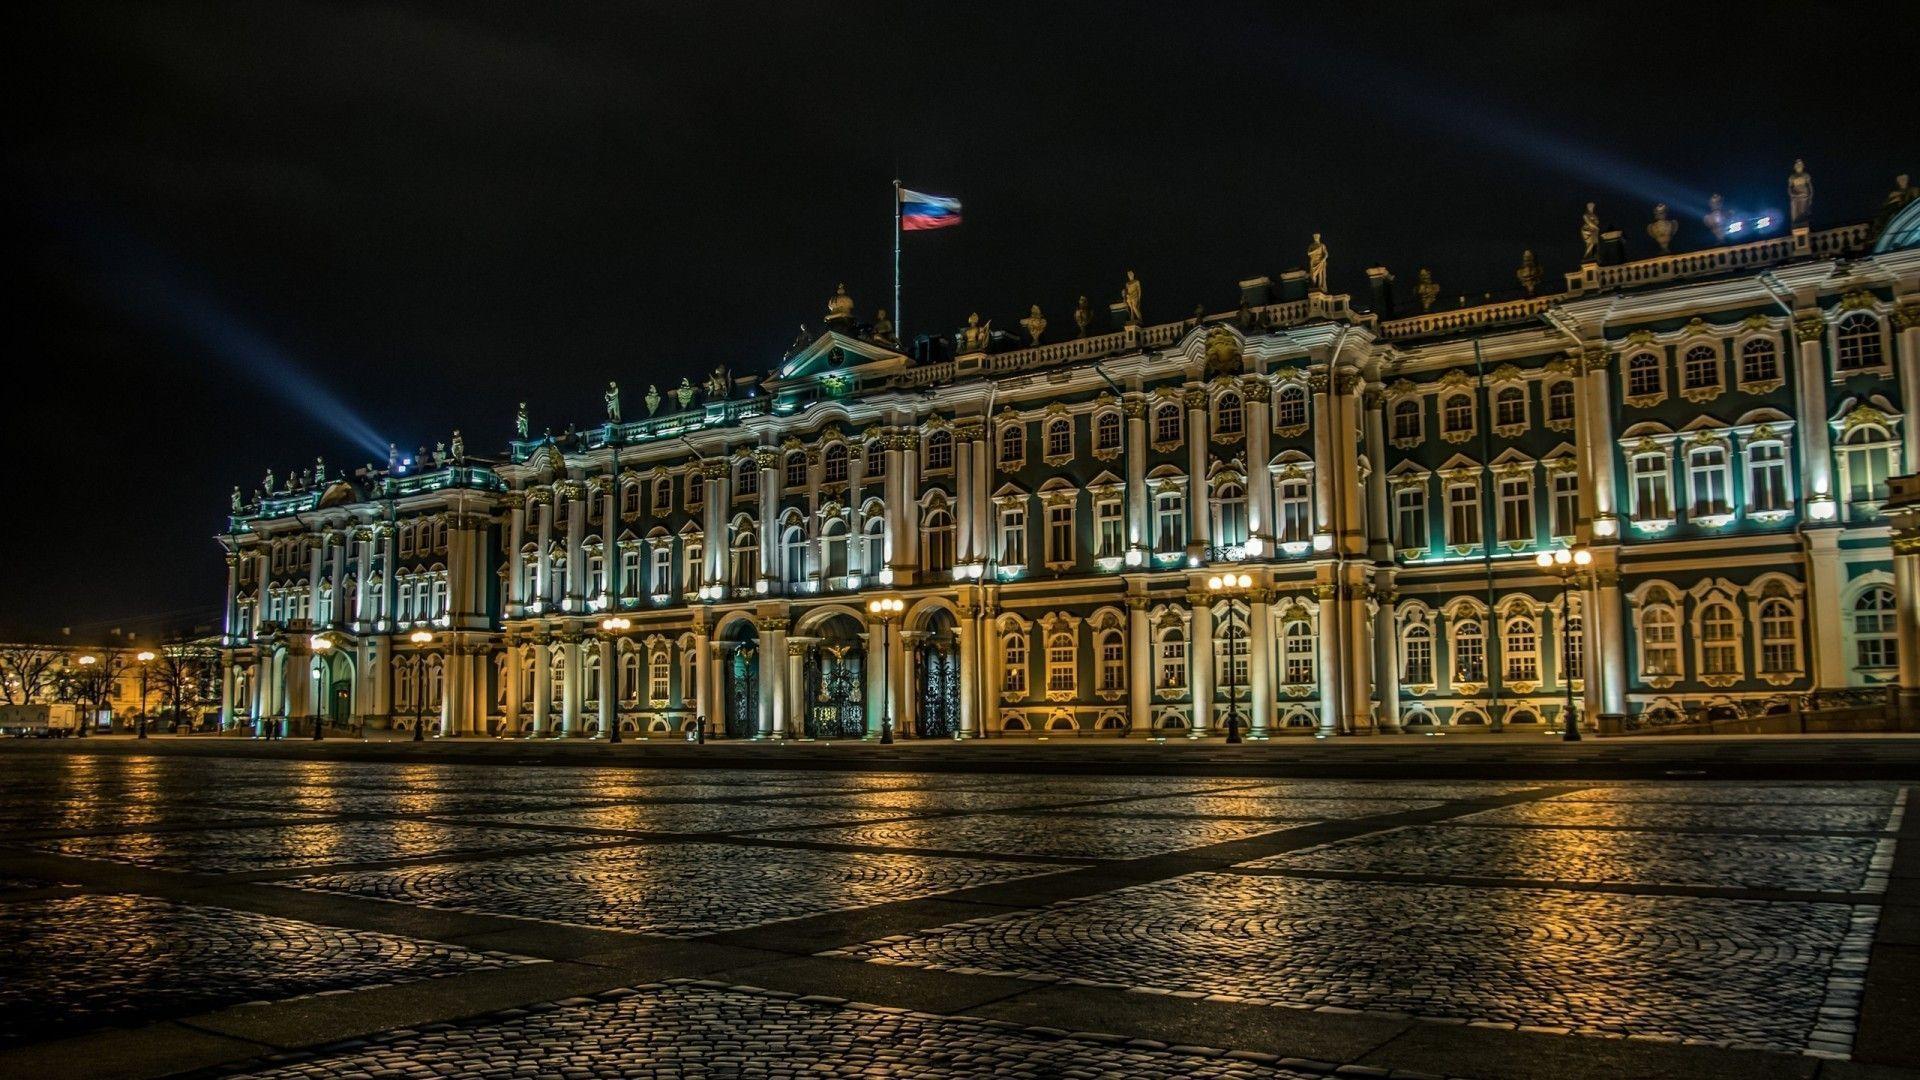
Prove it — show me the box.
[35,818,606,873]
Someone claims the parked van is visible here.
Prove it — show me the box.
[0,703,79,738]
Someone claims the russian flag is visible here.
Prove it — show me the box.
[900,188,962,231]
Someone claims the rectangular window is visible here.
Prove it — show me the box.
[1632,453,1672,520]
[651,547,672,594]
[1095,499,1124,558]
[1403,633,1432,684]
[1498,478,1533,543]
[1446,483,1481,547]
[1046,637,1075,693]
[1395,486,1428,549]
[1156,636,1186,690]
[1153,492,1186,553]
[1748,443,1788,513]
[1552,471,1579,537]
[1100,635,1125,691]
[1689,447,1731,517]
[1046,504,1074,564]
[999,507,1027,567]
[1278,481,1312,544]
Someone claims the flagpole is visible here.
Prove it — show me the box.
[892,179,903,345]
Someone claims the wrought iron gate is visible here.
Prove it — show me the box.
[725,646,758,739]
[915,638,959,738]
[804,645,866,738]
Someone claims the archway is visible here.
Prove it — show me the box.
[718,617,760,739]
[913,608,960,738]
[803,613,866,738]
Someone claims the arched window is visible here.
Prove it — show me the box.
[1215,393,1244,436]
[1213,482,1248,547]
[586,552,607,598]
[1688,445,1731,517]
[619,651,641,703]
[1277,478,1312,544]
[1004,633,1029,694]
[1835,313,1883,371]
[648,650,671,702]
[1392,399,1423,442]
[1700,602,1740,675]
[1403,623,1433,684]
[785,451,807,489]
[1759,599,1799,674]
[863,515,886,576]
[1627,352,1662,397]
[1154,403,1183,444]
[782,525,806,584]
[1642,606,1680,676]
[823,443,849,483]
[1682,345,1719,392]
[925,431,953,472]
[1155,627,1187,690]
[1453,619,1485,683]
[1283,620,1316,684]
[1045,418,1073,459]
[1547,381,1576,423]
[1046,632,1076,694]
[582,650,601,706]
[1494,386,1525,428]
[1098,630,1126,692]
[1153,489,1185,553]
[730,526,758,587]
[1840,423,1896,507]
[1740,338,1780,385]
[1442,394,1474,435]
[620,482,641,516]
[865,440,886,477]
[1216,605,1249,690]
[1095,411,1122,452]
[1855,587,1897,670]
[735,460,759,496]
[1562,613,1584,681]
[821,518,849,578]
[1275,386,1307,428]
[1504,616,1538,681]
[923,509,955,573]
[652,476,672,512]
[999,424,1025,465]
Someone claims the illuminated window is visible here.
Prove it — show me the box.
[1095,411,1122,452]
[1562,613,1584,681]
[1740,338,1780,385]
[1504,617,1538,682]
[1748,441,1788,514]
[1631,452,1672,520]
[785,452,807,489]
[1687,445,1731,517]
[1402,624,1433,684]
[1094,498,1124,558]
[865,441,886,477]
[1700,602,1740,675]
[1155,403,1184,444]
[1153,489,1186,553]
[1099,631,1126,692]
[1546,381,1576,423]
[1835,313,1883,372]
[1498,476,1533,543]
[1855,587,1897,669]
[1759,599,1799,674]
[1279,478,1312,544]
[1045,418,1073,459]
[1212,483,1247,547]
[998,506,1027,566]
[1215,393,1243,436]
[1283,620,1315,684]
[1446,481,1481,546]
[1839,424,1895,509]
[824,444,849,483]
[1003,633,1029,694]
[1394,485,1427,549]
[1494,386,1526,429]
[1442,394,1474,436]
[1551,470,1579,537]
[820,518,848,578]
[650,546,672,594]
[1392,399,1423,442]
[652,477,671,513]
[925,431,953,472]
[923,509,955,573]
[1215,607,1249,688]
[1156,627,1187,690]
[1046,503,1074,565]
[1452,619,1485,683]
[1275,386,1307,428]
[1641,605,1680,676]
[1046,632,1076,694]
[1682,345,1720,392]
[999,424,1025,466]
[1627,352,1663,397]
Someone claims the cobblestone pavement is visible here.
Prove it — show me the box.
[1548,783,1901,805]
[1252,824,1893,892]
[1080,793,1443,820]
[768,811,1293,859]
[1459,798,1896,833]
[781,788,1112,812]
[476,800,917,834]
[0,893,529,1046]
[278,842,1070,936]
[224,981,1336,1080]
[828,873,1874,1055]
[0,801,265,834]
[35,819,609,873]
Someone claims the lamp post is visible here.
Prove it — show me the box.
[866,596,904,744]
[1206,572,1255,743]
[308,637,331,740]
[76,654,97,738]
[599,616,630,743]
[1535,545,1593,742]
[135,651,155,739]
[409,629,434,741]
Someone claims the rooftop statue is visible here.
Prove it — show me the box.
[605,381,621,423]
[1580,202,1602,261]
[826,283,854,322]
[1788,158,1814,227]
[645,384,661,415]
[1020,305,1046,346]
[433,442,446,466]
[676,377,695,408]
[387,443,398,472]
[451,431,465,461]
[263,469,275,495]
[958,312,991,353]
[1121,271,1143,325]
[1515,249,1543,295]
[1647,203,1678,254]
[515,402,528,440]
[871,309,895,345]
[1891,174,1916,209]
[1074,296,1092,338]
[704,366,731,401]
[1415,268,1440,312]
[1306,234,1329,293]
[1702,193,1727,242]
[314,456,326,483]
[231,486,242,512]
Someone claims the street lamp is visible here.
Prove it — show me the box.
[76,654,97,738]
[599,616,631,743]
[308,637,331,740]
[408,629,435,741]
[1535,545,1594,742]
[866,596,905,744]
[1206,573,1255,743]
[135,651,155,740]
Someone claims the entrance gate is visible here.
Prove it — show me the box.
[915,637,959,738]
[804,645,866,738]
[724,645,759,739]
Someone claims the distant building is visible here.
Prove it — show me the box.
[0,640,216,730]
[219,185,1920,738]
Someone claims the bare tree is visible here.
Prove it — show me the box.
[60,654,126,736]
[151,642,218,731]
[0,645,59,705]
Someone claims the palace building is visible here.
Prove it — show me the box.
[218,182,1920,739]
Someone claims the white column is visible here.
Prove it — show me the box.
[762,624,785,737]
[1248,591,1272,736]
[597,636,616,737]
[1316,583,1341,736]
[970,425,992,564]
[1128,596,1152,732]
[1363,386,1391,559]
[1185,389,1209,555]
[1342,571,1374,733]
[1246,381,1273,552]
[560,638,582,734]
[564,489,587,611]
[957,608,979,736]
[503,641,522,734]
[1805,529,1848,688]
[535,496,555,609]
[1794,318,1835,512]
[1900,321,1920,469]
[786,638,811,738]
[328,533,347,626]
[1593,565,1628,720]
[1310,374,1334,540]
[1189,594,1213,735]
[1893,531,1920,723]
[531,639,551,734]
[954,430,976,566]
[897,432,920,573]
[759,450,780,584]
[693,632,714,732]
[507,502,526,613]
[1125,399,1149,557]
[1373,576,1402,732]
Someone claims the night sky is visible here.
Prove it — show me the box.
[6,1,1916,643]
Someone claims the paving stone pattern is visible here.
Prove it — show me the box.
[280,841,1070,936]
[772,811,1292,859]
[36,818,605,873]
[1460,799,1895,833]
[1084,793,1442,821]
[0,893,526,1046]
[1255,824,1890,892]
[1550,783,1901,805]
[223,981,1337,1080]
[478,800,916,834]
[830,873,1868,1054]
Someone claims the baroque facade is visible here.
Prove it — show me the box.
[219,193,1920,738]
